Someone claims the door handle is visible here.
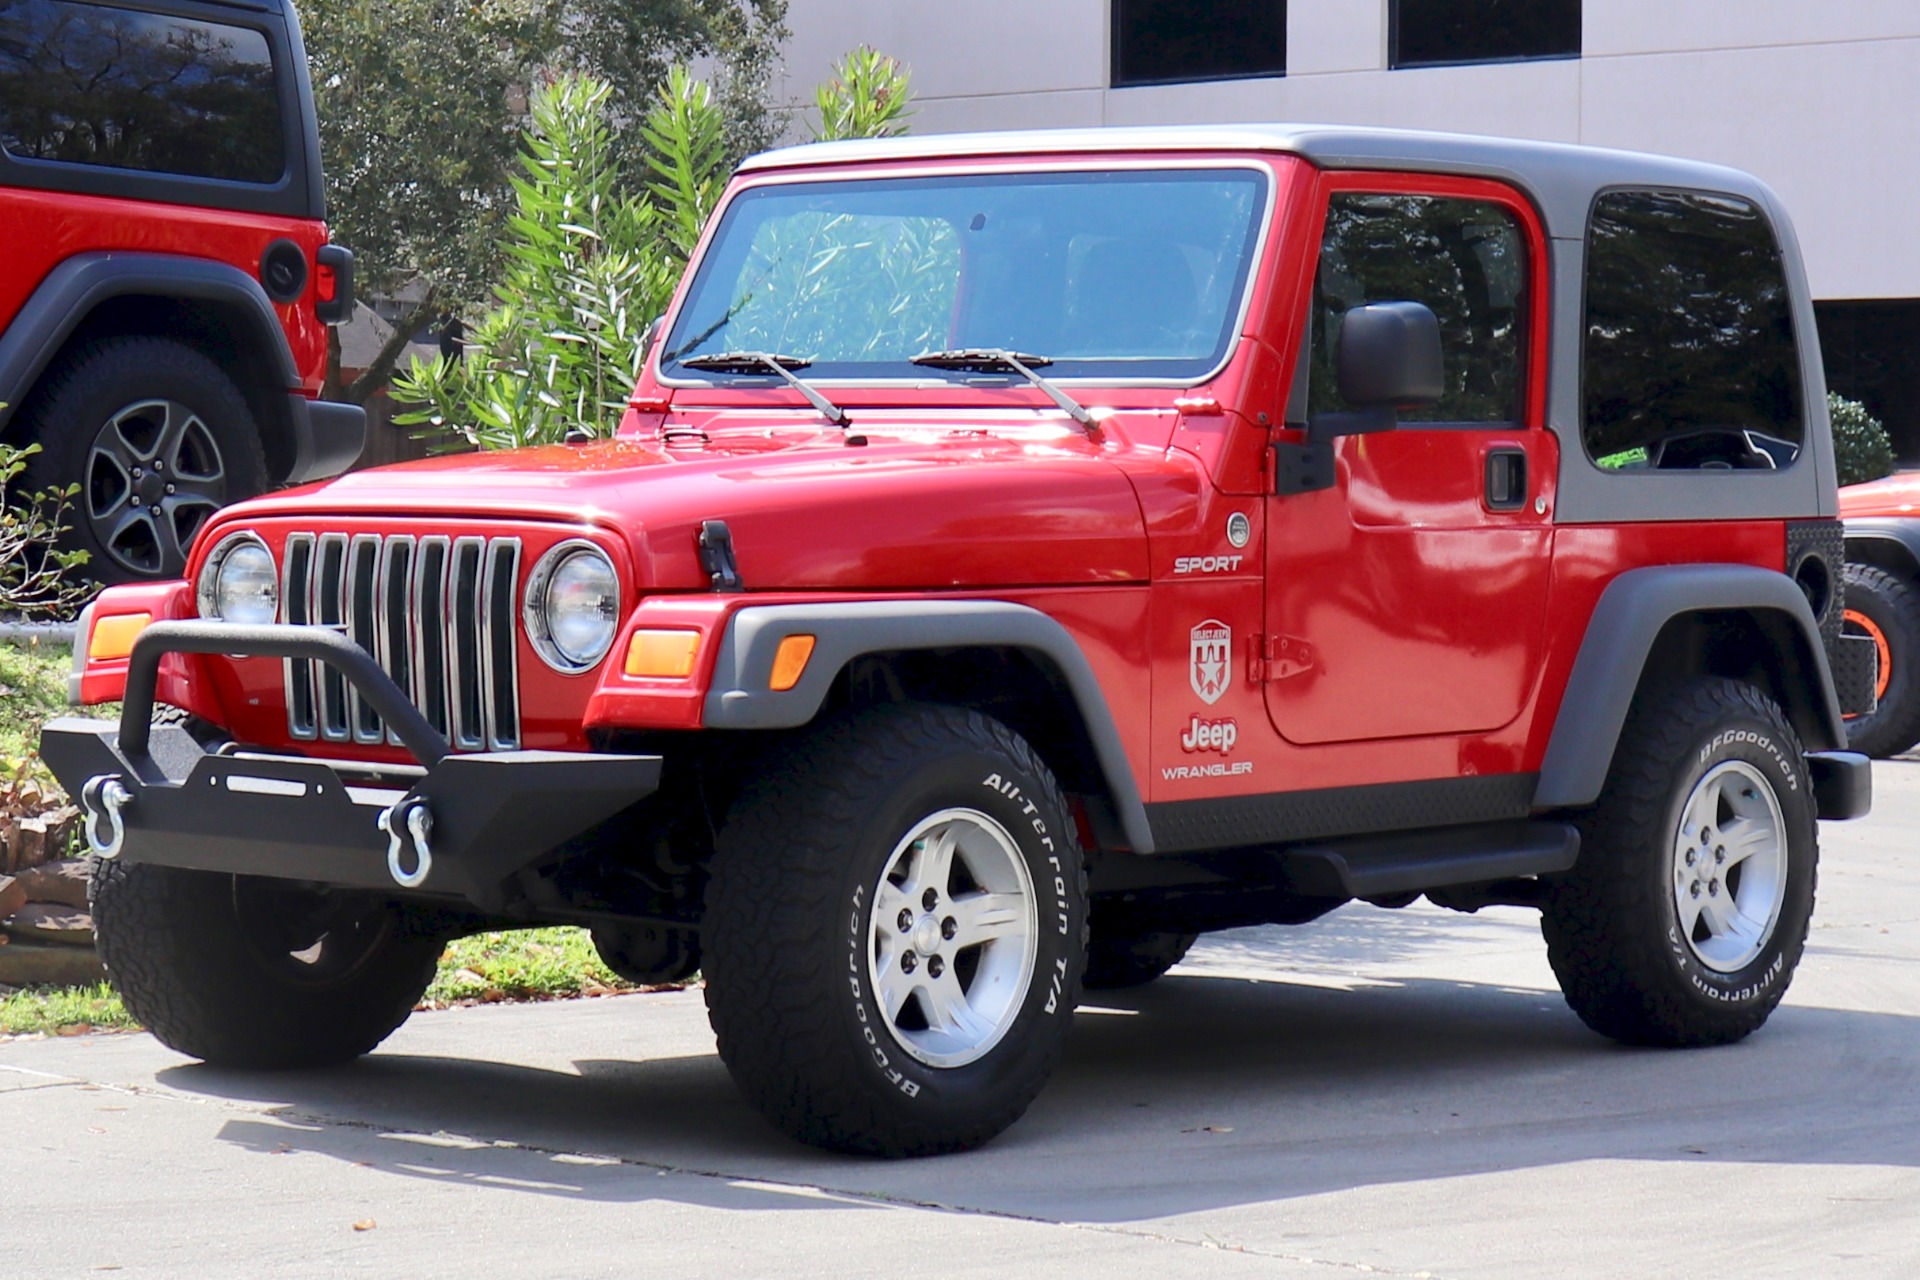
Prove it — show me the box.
[1485,447,1527,511]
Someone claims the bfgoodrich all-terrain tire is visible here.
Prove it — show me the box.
[1841,562,1920,759]
[1541,676,1817,1047]
[702,703,1088,1157]
[17,336,269,583]
[1082,929,1196,990]
[92,860,442,1068]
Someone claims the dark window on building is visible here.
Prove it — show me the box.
[1391,0,1580,69]
[1818,300,1920,464]
[1583,189,1803,471]
[0,0,284,184]
[1310,193,1528,424]
[1112,0,1286,87]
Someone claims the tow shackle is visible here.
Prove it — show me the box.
[80,774,134,860]
[378,796,435,889]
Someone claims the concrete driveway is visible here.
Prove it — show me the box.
[6,761,1919,1278]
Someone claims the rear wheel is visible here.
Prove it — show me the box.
[1841,562,1920,758]
[1542,676,1817,1047]
[92,860,442,1068]
[17,337,269,583]
[1083,929,1196,989]
[703,703,1087,1157]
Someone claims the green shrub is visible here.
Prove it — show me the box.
[0,440,90,619]
[1830,392,1896,487]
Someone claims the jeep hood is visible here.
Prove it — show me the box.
[216,415,1152,590]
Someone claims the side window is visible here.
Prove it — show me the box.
[1310,193,1528,424]
[1583,189,1803,471]
[0,0,285,184]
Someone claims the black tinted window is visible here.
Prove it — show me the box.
[1310,193,1527,424]
[1583,190,1803,471]
[0,0,284,183]
[1112,0,1286,86]
[1392,0,1580,68]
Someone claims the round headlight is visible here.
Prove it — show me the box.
[525,542,619,671]
[196,534,277,625]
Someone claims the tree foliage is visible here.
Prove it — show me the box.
[811,46,913,142]
[394,48,917,450]
[301,0,789,404]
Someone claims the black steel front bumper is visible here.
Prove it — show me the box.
[39,622,661,910]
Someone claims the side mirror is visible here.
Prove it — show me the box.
[1308,301,1443,443]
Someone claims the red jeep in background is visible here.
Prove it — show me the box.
[44,125,1874,1157]
[0,0,359,583]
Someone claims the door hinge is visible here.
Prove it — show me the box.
[1249,632,1316,683]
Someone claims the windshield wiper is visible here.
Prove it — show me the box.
[910,348,1096,432]
[681,351,850,428]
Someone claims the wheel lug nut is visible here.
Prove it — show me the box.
[901,951,917,973]
[1685,851,1696,867]
[130,496,141,507]
[165,484,175,494]
[153,460,164,472]
[897,909,913,932]
[928,956,944,978]
[1715,847,1725,863]
[941,917,956,940]
[922,888,938,911]
[1709,879,1720,896]
[1691,882,1702,898]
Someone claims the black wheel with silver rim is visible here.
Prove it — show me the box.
[17,336,268,583]
[703,703,1087,1157]
[1542,675,1818,1047]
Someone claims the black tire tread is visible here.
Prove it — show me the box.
[703,703,1086,1157]
[91,859,441,1069]
[1541,676,1816,1047]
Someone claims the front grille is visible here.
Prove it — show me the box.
[283,532,522,751]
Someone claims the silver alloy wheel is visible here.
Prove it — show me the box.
[867,807,1039,1069]
[86,398,229,576]
[1670,760,1789,972]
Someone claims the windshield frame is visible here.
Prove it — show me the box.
[653,157,1281,392]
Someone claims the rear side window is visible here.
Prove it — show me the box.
[1309,192,1528,424]
[0,0,285,184]
[1583,189,1803,471]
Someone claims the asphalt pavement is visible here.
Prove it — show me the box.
[5,759,1919,1278]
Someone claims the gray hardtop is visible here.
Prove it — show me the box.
[743,123,1833,524]
[741,124,1775,245]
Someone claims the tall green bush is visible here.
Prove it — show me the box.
[395,48,915,450]
[1830,392,1897,487]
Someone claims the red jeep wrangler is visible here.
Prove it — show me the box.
[44,125,1874,1157]
[0,0,359,583]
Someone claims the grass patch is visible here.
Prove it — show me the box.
[424,926,653,1006]
[0,637,74,768]
[0,981,137,1037]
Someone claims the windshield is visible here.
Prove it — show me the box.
[660,167,1270,383]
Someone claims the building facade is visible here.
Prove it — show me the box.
[775,0,1920,459]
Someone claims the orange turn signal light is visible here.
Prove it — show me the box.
[624,628,701,679]
[769,634,816,692]
[88,612,152,661]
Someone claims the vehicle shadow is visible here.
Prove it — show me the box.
[166,962,1920,1225]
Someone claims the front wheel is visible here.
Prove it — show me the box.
[702,704,1087,1157]
[1542,676,1817,1047]
[92,861,443,1068]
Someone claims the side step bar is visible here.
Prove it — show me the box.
[1283,820,1580,900]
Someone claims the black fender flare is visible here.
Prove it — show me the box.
[1535,564,1845,810]
[0,252,300,435]
[1843,518,1920,581]
[704,600,1155,853]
